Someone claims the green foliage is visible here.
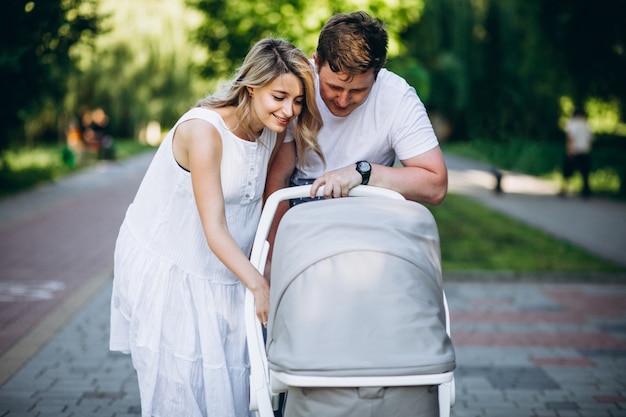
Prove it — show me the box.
[67,0,208,138]
[189,0,426,79]
[0,0,100,152]
[431,193,624,272]
[6,0,625,176]
[401,0,625,142]
[0,147,73,197]
[540,0,626,104]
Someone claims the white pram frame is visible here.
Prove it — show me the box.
[245,185,455,417]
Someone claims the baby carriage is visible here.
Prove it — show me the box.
[245,185,455,417]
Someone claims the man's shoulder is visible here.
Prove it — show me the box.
[376,69,412,89]
[372,69,420,101]
[368,69,423,112]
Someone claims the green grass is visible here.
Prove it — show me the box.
[431,193,624,272]
[0,139,153,198]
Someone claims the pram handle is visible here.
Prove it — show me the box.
[268,184,404,209]
[251,185,404,269]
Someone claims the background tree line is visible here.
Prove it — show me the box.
[2,0,624,174]
[404,0,626,143]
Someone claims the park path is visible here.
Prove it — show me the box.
[0,150,625,416]
[0,152,153,373]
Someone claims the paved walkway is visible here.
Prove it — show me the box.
[0,152,625,417]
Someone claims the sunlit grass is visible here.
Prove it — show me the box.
[0,139,153,198]
[4,147,65,170]
[543,168,621,195]
[431,193,625,273]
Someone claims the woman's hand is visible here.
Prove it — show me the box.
[250,277,270,327]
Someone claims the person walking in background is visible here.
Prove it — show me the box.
[89,107,115,159]
[109,38,323,417]
[80,107,115,159]
[560,107,593,198]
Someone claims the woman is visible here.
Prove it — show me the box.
[109,38,323,416]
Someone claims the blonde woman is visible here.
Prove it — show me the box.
[110,38,323,416]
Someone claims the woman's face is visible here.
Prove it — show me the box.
[248,73,304,133]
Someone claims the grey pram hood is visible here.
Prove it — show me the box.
[267,196,455,378]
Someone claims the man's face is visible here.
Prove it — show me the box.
[316,58,376,118]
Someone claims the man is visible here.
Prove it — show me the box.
[560,107,593,198]
[265,11,448,205]
[265,11,446,417]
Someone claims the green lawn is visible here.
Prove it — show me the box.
[431,193,624,273]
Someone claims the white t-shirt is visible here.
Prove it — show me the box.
[566,117,593,153]
[288,67,439,180]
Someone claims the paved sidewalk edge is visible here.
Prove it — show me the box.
[0,268,113,386]
[444,270,626,283]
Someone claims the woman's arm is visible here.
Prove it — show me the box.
[176,119,270,324]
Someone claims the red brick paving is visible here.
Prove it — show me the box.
[452,330,626,349]
[0,162,144,357]
[593,395,626,403]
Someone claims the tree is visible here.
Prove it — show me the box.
[67,0,209,139]
[0,0,100,157]
[540,0,626,108]
[402,0,567,141]
[398,0,475,140]
[399,0,626,143]
[189,0,426,80]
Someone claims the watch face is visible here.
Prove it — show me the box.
[357,161,371,172]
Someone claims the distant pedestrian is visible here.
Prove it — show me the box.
[560,107,593,198]
[109,38,323,417]
[90,108,115,159]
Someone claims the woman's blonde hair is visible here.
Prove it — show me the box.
[196,38,324,167]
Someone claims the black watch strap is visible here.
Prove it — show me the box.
[355,161,371,185]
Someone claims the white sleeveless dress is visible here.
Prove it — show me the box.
[110,107,276,417]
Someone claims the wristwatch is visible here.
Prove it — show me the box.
[355,161,371,185]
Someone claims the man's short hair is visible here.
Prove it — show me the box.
[316,11,388,78]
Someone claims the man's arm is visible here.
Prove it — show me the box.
[265,140,295,200]
[264,140,296,256]
[310,145,448,205]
